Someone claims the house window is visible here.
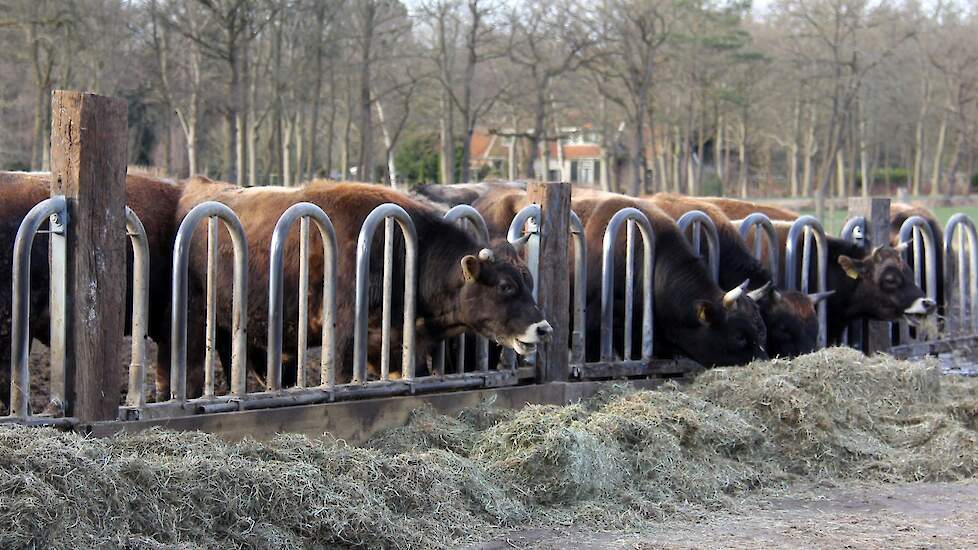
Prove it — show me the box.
[570,161,579,182]
[580,160,594,183]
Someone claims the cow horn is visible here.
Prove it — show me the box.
[808,290,835,305]
[746,281,773,302]
[722,279,750,310]
[894,241,910,254]
[478,248,495,262]
[511,234,531,254]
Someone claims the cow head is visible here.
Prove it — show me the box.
[678,280,769,366]
[837,245,936,322]
[748,283,833,357]
[456,238,552,355]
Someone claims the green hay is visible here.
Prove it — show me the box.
[1,348,977,548]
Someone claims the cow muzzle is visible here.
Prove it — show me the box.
[505,320,554,355]
[904,297,937,316]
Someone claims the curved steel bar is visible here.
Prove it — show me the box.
[507,204,542,302]
[600,208,655,362]
[840,216,866,243]
[570,211,587,364]
[125,207,150,409]
[737,213,779,276]
[784,216,828,348]
[267,203,338,390]
[442,205,491,372]
[897,216,938,344]
[944,214,978,334]
[501,204,543,369]
[898,216,938,302]
[677,210,719,282]
[171,201,249,402]
[353,204,418,383]
[9,196,67,419]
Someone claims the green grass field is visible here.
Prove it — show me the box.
[795,205,978,236]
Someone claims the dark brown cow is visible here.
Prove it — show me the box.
[576,195,768,366]
[177,177,551,385]
[0,171,186,409]
[470,186,767,365]
[645,193,828,358]
[703,196,936,342]
[764,219,935,342]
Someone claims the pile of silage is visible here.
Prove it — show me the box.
[1,347,977,549]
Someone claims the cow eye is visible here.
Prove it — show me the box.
[882,273,900,288]
[499,281,516,296]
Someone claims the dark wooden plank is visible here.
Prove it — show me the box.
[847,197,892,354]
[50,90,128,422]
[527,181,571,383]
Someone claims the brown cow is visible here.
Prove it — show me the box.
[645,193,828,358]
[411,181,526,210]
[0,171,187,411]
[176,177,551,385]
[697,196,799,221]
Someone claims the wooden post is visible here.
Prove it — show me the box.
[527,181,571,383]
[847,197,891,354]
[50,91,128,422]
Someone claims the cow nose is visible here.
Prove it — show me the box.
[904,297,937,315]
[536,321,553,340]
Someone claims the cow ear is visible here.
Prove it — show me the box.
[695,300,720,326]
[838,255,865,279]
[461,255,481,283]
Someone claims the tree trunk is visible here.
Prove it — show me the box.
[440,87,455,185]
[716,113,725,190]
[789,96,800,196]
[912,79,930,196]
[357,4,375,182]
[738,119,747,198]
[929,101,949,198]
[375,94,397,187]
[859,102,871,197]
[801,103,816,197]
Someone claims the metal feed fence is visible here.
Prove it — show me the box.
[7,188,978,426]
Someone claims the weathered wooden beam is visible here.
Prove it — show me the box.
[526,181,571,383]
[50,90,128,422]
[847,197,892,354]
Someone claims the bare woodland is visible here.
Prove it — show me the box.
[1,0,977,207]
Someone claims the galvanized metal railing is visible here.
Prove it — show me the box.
[4,196,67,422]
[676,210,719,282]
[737,213,779,275]
[944,214,978,335]
[896,216,938,344]
[569,211,587,365]
[839,216,866,347]
[600,208,655,362]
[784,216,829,348]
[437,205,491,374]
[125,207,151,409]
[267,203,338,390]
[170,202,249,402]
[353,204,418,383]
[501,204,542,369]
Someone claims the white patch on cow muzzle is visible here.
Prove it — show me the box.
[904,297,937,316]
[505,320,553,355]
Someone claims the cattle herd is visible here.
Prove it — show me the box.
[0,171,939,412]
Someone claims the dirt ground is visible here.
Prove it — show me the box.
[471,481,978,550]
